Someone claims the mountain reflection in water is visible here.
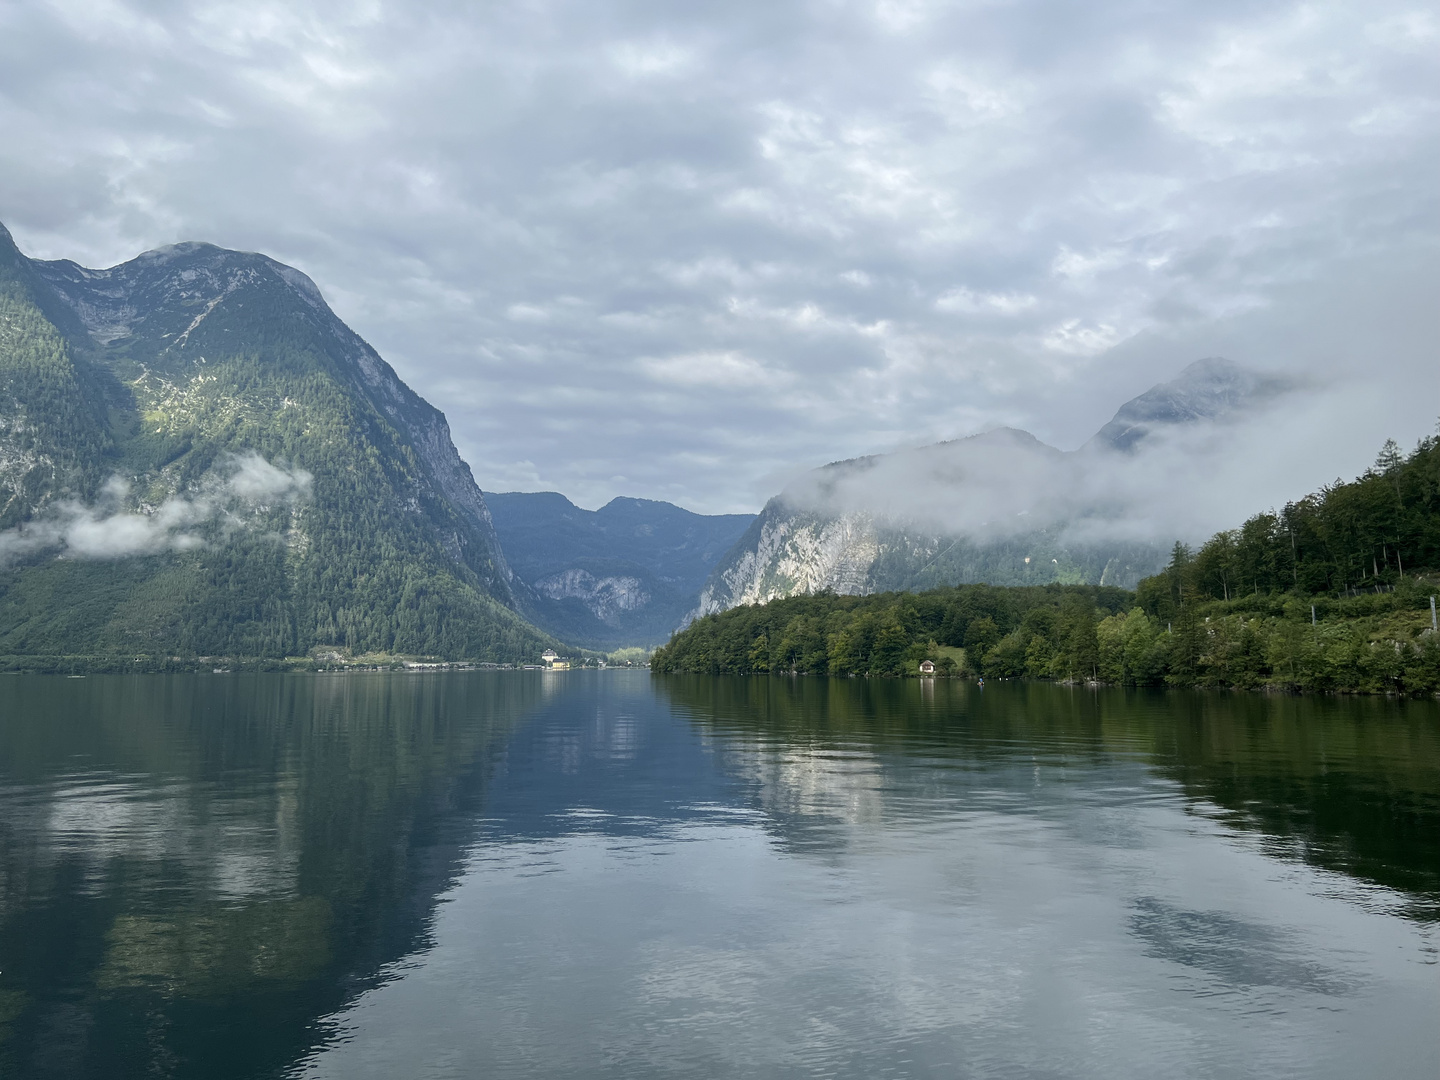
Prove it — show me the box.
[0,673,544,1078]
[0,671,1435,1079]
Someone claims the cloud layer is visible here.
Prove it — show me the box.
[0,453,312,564]
[1,0,1436,514]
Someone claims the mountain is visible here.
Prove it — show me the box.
[691,359,1275,620]
[484,491,753,649]
[1086,356,1288,453]
[0,221,553,665]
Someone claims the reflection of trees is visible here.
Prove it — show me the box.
[1148,692,1440,908]
[659,676,1121,852]
[657,675,1440,911]
[0,672,545,1077]
[98,900,333,996]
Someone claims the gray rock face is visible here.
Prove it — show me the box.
[484,491,754,648]
[692,509,880,619]
[534,569,650,623]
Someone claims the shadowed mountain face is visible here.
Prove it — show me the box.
[0,223,551,663]
[485,491,753,649]
[692,359,1282,619]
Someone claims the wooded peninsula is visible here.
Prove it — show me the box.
[652,431,1440,695]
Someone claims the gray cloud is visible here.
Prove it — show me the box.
[1,0,1436,514]
[0,452,312,563]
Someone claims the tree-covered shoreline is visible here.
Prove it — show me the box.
[652,432,1440,696]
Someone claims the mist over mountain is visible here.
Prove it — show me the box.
[692,358,1292,619]
[0,222,551,664]
[484,492,753,649]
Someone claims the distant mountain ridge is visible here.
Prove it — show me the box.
[690,358,1276,621]
[0,222,551,664]
[485,491,753,649]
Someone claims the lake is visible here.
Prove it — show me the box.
[0,670,1436,1078]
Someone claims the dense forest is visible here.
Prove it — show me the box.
[652,583,1137,681]
[652,432,1440,695]
[1141,433,1440,608]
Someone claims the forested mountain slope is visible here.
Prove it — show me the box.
[484,491,752,648]
[0,222,552,666]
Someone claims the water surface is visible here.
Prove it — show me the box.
[0,671,1435,1078]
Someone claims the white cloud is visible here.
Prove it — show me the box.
[1041,319,1125,356]
[639,351,793,392]
[506,303,550,322]
[609,39,694,79]
[936,288,1036,315]
[0,453,312,564]
[223,451,313,503]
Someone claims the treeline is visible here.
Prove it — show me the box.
[1139,433,1440,609]
[651,580,1440,693]
[651,584,1134,681]
[653,434,1440,695]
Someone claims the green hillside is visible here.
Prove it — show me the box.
[0,223,553,668]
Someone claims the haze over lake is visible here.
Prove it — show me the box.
[0,670,1435,1078]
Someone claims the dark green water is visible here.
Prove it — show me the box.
[0,672,1436,1078]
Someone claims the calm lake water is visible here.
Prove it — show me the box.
[0,671,1436,1079]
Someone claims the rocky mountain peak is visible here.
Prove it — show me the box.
[32,241,332,350]
[1086,356,1282,453]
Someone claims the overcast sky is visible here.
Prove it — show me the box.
[2,0,1437,514]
